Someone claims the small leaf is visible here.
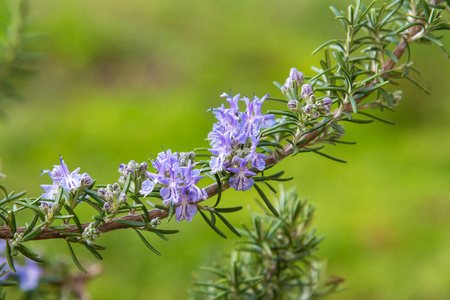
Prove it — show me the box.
[129,195,150,223]
[213,206,243,213]
[213,212,241,237]
[64,205,83,233]
[166,202,175,223]
[5,241,15,273]
[253,184,279,217]
[133,228,161,256]
[66,241,87,273]
[383,49,398,63]
[198,209,227,239]
[213,173,223,207]
[23,228,43,242]
[23,215,39,236]
[379,88,393,108]
[122,173,132,195]
[49,225,69,230]
[147,228,168,241]
[114,220,147,227]
[16,245,44,263]
[83,243,103,260]
[313,151,347,163]
[349,96,358,113]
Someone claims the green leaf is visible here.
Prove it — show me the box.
[16,244,44,263]
[213,173,222,208]
[64,205,83,233]
[266,97,288,103]
[14,202,46,220]
[8,210,16,235]
[23,215,39,236]
[313,151,347,163]
[378,88,393,108]
[213,212,241,237]
[214,206,243,213]
[23,228,43,242]
[5,241,15,273]
[49,225,69,230]
[129,195,150,223]
[82,189,105,205]
[147,228,168,241]
[151,229,179,235]
[83,243,103,260]
[340,118,374,124]
[52,215,74,219]
[253,184,279,217]
[331,123,346,134]
[349,96,358,113]
[295,145,325,153]
[198,209,227,239]
[383,49,398,63]
[357,111,396,124]
[114,220,147,227]
[0,281,18,287]
[166,202,175,223]
[133,228,161,256]
[266,110,299,121]
[122,173,132,195]
[66,241,87,273]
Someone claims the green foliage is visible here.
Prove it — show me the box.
[192,187,343,300]
[0,0,39,116]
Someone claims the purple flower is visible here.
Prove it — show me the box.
[228,157,256,191]
[15,260,42,291]
[175,193,198,222]
[40,155,92,199]
[248,138,268,171]
[207,92,275,188]
[139,150,206,222]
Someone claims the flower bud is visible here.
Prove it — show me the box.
[188,151,196,161]
[301,84,313,100]
[81,173,92,187]
[105,191,113,202]
[139,162,148,175]
[180,159,188,167]
[103,202,111,211]
[97,188,106,197]
[231,139,240,149]
[321,97,332,114]
[127,160,137,170]
[113,183,120,191]
[289,68,304,85]
[287,100,299,111]
[119,193,127,204]
[118,163,126,174]
[303,104,313,114]
[281,85,289,95]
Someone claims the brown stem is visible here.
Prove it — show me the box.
[0,21,424,241]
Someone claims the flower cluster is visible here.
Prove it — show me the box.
[98,183,128,214]
[40,155,92,200]
[139,150,207,222]
[118,160,148,194]
[208,93,276,191]
[283,68,333,118]
[82,223,102,246]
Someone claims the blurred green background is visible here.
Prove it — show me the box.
[0,0,449,299]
